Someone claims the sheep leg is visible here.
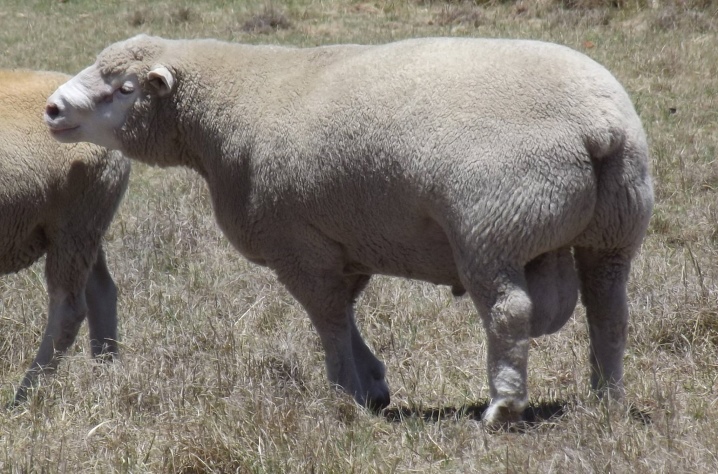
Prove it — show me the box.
[349,318,389,411]
[345,275,389,411]
[13,243,92,404]
[278,268,389,410]
[467,268,532,430]
[574,247,632,399]
[85,247,119,360]
[14,286,88,403]
[306,298,364,405]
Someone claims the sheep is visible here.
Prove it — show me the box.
[44,35,654,429]
[1,69,130,404]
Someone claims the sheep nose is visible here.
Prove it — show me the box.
[45,102,60,119]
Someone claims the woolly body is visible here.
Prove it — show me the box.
[1,69,130,402]
[45,35,653,428]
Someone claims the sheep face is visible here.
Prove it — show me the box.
[45,66,142,151]
[45,36,179,167]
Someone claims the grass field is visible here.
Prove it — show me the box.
[1,0,717,472]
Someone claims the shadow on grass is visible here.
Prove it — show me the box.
[383,399,567,426]
[383,398,653,428]
[628,403,653,425]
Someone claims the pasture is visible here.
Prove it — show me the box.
[1,0,716,472]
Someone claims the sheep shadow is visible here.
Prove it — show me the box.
[382,398,652,430]
[382,399,567,429]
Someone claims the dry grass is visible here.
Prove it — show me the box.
[241,3,293,33]
[0,0,717,472]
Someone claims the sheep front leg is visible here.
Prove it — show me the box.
[278,269,390,410]
[346,274,389,410]
[319,315,366,403]
[14,286,88,403]
[85,247,119,360]
[575,247,632,399]
[349,311,389,411]
[13,243,93,404]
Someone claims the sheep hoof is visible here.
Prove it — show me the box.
[366,394,390,413]
[482,399,525,431]
[364,380,391,413]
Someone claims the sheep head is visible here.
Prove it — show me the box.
[45,35,182,167]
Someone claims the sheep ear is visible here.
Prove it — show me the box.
[148,65,175,97]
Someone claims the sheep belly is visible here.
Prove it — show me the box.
[0,225,48,275]
[339,226,462,287]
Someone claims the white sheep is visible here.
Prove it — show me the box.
[1,69,130,403]
[44,35,653,428]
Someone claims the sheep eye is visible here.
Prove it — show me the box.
[118,83,134,95]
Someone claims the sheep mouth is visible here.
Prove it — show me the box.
[47,124,80,134]
[47,124,81,142]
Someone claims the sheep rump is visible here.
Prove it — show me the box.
[1,69,130,403]
[45,35,653,428]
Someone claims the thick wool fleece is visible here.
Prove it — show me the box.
[46,36,653,428]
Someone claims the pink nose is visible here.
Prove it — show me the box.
[45,102,60,119]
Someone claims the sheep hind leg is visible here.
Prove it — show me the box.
[574,247,632,400]
[465,267,532,430]
[85,246,119,360]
